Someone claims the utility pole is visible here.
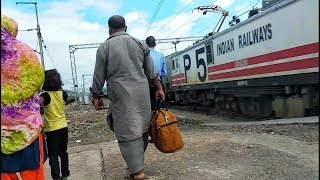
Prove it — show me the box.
[82,75,86,94]
[81,74,93,92]
[81,74,93,105]
[16,2,45,69]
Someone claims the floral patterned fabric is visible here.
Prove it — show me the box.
[1,15,45,154]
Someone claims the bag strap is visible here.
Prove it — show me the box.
[155,99,167,111]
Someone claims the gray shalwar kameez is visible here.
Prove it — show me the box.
[91,32,158,174]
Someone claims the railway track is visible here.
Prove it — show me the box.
[169,104,277,121]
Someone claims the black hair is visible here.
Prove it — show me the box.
[108,15,126,29]
[42,69,63,91]
[146,36,156,47]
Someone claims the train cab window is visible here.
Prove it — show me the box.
[175,60,179,70]
[206,43,214,64]
[172,60,175,70]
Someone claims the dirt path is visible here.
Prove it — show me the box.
[45,103,319,180]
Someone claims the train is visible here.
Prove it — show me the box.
[163,0,319,118]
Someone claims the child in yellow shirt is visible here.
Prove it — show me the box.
[40,69,70,180]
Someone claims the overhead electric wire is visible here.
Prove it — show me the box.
[174,0,218,37]
[18,28,37,31]
[159,46,176,54]
[155,0,197,34]
[144,0,166,37]
[208,0,218,6]
[229,0,261,18]
[192,24,214,36]
[41,37,57,68]
[227,0,261,24]
[253,0,262,8]
[44,47,57,68]
[193,0,261,36]
[178,0,219,37]
[166,11,200,38]
[159,46,175,51]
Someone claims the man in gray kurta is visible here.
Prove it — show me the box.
[90,15,165,180]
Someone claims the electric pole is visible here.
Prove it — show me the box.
[81,74,93,105]
[16,2,45,69]
[82,74,93,93]
[82,75,86,94]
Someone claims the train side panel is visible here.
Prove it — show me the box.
[167,0,319,118]
[171,0,318,88]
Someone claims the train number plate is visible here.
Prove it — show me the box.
[237,80,248,86]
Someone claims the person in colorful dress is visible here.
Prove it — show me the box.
[1,15,46,180]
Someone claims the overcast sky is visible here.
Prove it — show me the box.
[2,0,261,91]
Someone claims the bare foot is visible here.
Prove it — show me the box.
[132,173,145,180]
[132,169,145,180]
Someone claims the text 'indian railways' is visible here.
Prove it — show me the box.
[217,38,234,56]
[239,23,272,48]
[216,23,272,56]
